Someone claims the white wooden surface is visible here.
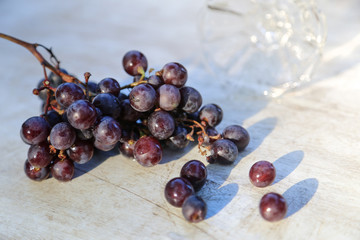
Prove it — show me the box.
[0,1,359,239]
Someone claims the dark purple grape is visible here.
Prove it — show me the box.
[44,110,62,127]
[222,125,250,151]
[119,140,137,158]
[164,177,194,207]
[182,195,207,223]
[94,140,117,152]
[20,116,51,145]
[49,122,76,150]
[259,192,287,222]
[157,84,181,111]
[166,125,189,149]
[199,104,223,127]
[147,75,164,89]
[208,139,238,165]
[179,86,202,114]
[37,79,49,101]
[96,78,121,96]
[122,50,148,76]
[92,93,121,119]
[66,139,94,164]
[27,142,53,168]
[180,160,207,191]
[93,116,122,146]
[24,159,50,181]
[119,99,142,122]
[161,62,187,88]
[66,100,97,130]
[147,110,175,140]
[55,82,85,108]
[51,158,75,182]
[133,136,162,167]
[249,161,276,188]
[129,83,156,112]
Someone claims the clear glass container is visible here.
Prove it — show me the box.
[198,0,327,97]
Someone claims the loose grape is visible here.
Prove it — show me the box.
[180,160,207,191]
[164,177,194,207]
[259,192,287,222]
[249,161,276,188]
[182,195,207,223]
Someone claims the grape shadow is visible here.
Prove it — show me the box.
[283,178,319,218]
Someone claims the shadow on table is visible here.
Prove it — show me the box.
[200,117,278,219]
[283,178,319,218]
[73,146,120,179]
[273,150,304,185]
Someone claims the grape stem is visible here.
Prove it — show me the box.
[120,80,148,90]
[0,33,83,86]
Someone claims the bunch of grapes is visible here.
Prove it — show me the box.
[22,49,250,183]
[7,33,286,223]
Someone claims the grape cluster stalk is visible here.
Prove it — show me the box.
[2,33,287,223]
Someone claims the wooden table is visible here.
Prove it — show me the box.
[0,0,359,239]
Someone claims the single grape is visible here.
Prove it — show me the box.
[157,84,181,111]
[122,50,148,76]
[180,160,207,191]
[182,195,207,223]
[20,116,51,145]
[249,161,276,188]
[92,93,121,119]
[129,83,156,112]
[208,139,238,165]
[93,116,122,146]
[199,104,223,127]
[118,127,139,157]
[97,78,121,96]
[133,136,162,167]
[51,158,75,182]
[44,110,62,127]
[147,75,164,89]
[49,122,76,150]
[66,100,97,130]
[27,142,53,168]
[119,99,142,122]
[37,79,49,101]
[179,86,202,114]
[66,139,94,164]
[55,82,85,108]
[24,159,50,181]
[147,110,175,140]
[119,140,137,158]
[166,125,189,149]
[161,62,187,88]
[222,125,250,151]
[259,192,287,222]
[164,177,194,207]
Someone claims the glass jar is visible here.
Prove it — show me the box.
[198,0,327,97]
